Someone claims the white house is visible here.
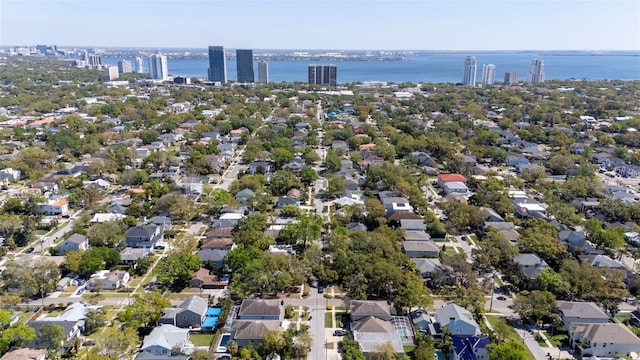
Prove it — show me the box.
[569,323,640,358]
[0,168,21,181]
[86,270,130,290]
[35,198,69,216]
[436,304,481,336]
[140,324,193,356]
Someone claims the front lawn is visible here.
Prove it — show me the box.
[485,315,535,360]
[324,312,333,328]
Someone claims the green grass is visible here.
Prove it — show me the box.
[324,312,333,328]
[485,315,536,360]
[189,333,215,347]
[495,276,505,287]
[542,331,568,347]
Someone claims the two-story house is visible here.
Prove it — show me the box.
[57,233,89,255]
[125,225,163,248]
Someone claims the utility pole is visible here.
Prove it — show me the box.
[489,271,496,312]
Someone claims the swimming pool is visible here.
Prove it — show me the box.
[216,334,231,353]
[202,307,222,331]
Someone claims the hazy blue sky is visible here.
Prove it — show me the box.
[1,0,639,50]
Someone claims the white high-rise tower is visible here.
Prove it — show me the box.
[148,53,168,80]
[135,57,144,73]
[462,56,477,86]
[527,59,545,84]
[482,64,496,85]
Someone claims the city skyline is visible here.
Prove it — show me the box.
[1,0,638,51]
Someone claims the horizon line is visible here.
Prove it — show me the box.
[1,45,639,53]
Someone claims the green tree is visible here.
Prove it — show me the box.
[512,290,556,323]
[0,324,36,353]
[87,221,126,248]
[117,291,170,331]
[84,308,107,335]
[370,341,398,360]
[341,338,366,360]
[300,167,318,185]
[269,169,301,196]
[325,149,342,173]
[325,173,345,198]
[35,323,66,349]
[486,339,529,360]
[189,350,211,360]
[154,251,202,290]
[95,326,138,359]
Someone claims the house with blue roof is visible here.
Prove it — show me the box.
[452,336,491,360]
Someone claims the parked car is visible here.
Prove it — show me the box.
[333,329,348,336]
[77,288,85,295]
[26,247,35,253]
[497,295,507,301]
[318,286,324,294]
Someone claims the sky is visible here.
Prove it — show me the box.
[1,0,639,50]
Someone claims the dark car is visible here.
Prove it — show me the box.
[26,247,35,253]
[497,295,507,301]
[333,329,348,336]
[77,288,85,295]
[318,286,324,294]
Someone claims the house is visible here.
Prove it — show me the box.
[513,198,547,218]
[579,254,625,271]
[234,188,255,206]
[506,152,529,167]
[0,348,46,360]
[230,320,281,347]
[479,207,503,222]
[400,219,427,232]
[86,270,130,290]
[160,295,208,328]
[410,152,437,168]
[411,258,455,287]
[120,247,151,265]
[188,268,227,289]
[403,241,440,257]
[617,164,640,178]
[349,300,404,357]
[381,197,413,213]
[139,324,193,357]
[125,225,163,248]
[437,174,468,188]
[556,301,610,329]
[237,299,282,320]
[56,233,89,255]
[517,163,546,174]
[435,303,481,336]
[442,181,470,196]
[27,303,99,348]
[56,277,72,292]
[90,213,126,223]
[568,323,640,358]
[247,161,272,175]
[34,198,69,216]
[604,156,626,170]
[403,231,431,242]
[276,196,300,208]
[513,253,549,280]
[452,336,491,360]
[0,168,21,181]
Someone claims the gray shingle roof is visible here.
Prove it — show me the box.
[238,299,280,318]
[557,301,609,320]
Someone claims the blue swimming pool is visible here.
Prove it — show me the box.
[201,307,222,330]
[216,334,231,353]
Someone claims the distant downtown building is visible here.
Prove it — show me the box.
[87,54,102,67]
[504,71,518,85]
[236,49,255,83]
[308,64,337,86]
[481,64,496,85]
[527,59,545,84]
[104,66,119,81]
[462,56,477,86]
[118,59,132,74]
[208,46,227,83]
[135,56,144,73]
[258,60,269,83]
[148,53,169,80]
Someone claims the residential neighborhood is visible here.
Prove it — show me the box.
[0,55,639,360]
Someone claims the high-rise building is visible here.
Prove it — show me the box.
[258,60,269,83]
[462,56,477,86]
[208,46,227,83]
[135,57,144,73]
[118,59,132,74]
[481,64,496,86]
[104,66,119,81]
[87,54,102,67]
[527,59,545,84]
[148,53,169,80]
[504,71,518,85]
[308,64,337,86]
[236,49,255,83]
